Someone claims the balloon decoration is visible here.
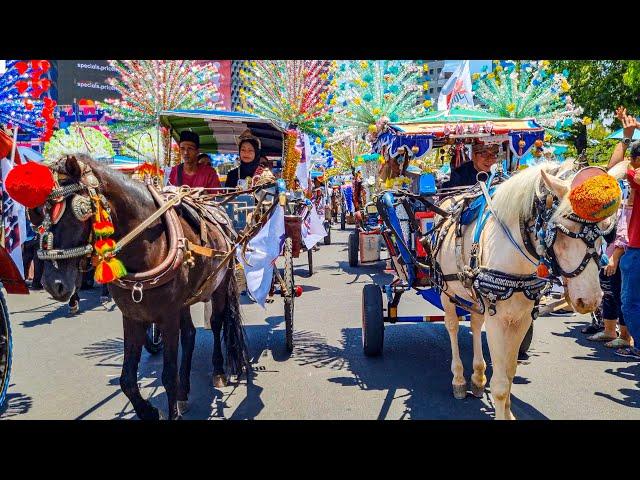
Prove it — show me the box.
[0,60,56,141]
[43,124,115,162]
[472,60,583,139]
[239,60,337,139]
[331,60,431,141]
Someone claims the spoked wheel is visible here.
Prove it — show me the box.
[519,321,534,356]
[348,231,359,267]
[283,238,295,352]
[144,324,163,355]
[0,292,12,412]
[362,284,384,356]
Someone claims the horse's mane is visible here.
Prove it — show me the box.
[69,154,153,204]
[491,160,573,226]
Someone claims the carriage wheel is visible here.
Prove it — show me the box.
[362,284,384,357]
[144,324,163,355]
[519,322,534,356]
[324,222,331,245]
[340,211,346,230]
[348,232,359,267]
[284,238,295,352]
[0,291,12,412]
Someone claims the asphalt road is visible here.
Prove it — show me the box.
[2,227,639,420]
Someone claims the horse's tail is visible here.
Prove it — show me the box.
[223,264,252,377]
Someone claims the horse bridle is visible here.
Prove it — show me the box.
[521,181,616,280]
[36,158,106,265]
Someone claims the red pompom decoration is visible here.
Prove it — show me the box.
[5,161,55,208]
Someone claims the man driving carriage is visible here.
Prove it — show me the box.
[442,141,499,189]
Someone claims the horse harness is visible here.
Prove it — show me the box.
[424,167,614,319]
[35,159,274,304]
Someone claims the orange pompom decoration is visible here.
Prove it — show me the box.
[4,161,55,208]
[94,257,127,284]
[94,238,116,255]
[534,139,543,148]
[569,174,621,222]
[93,221,114,237]
[537,263,549,278]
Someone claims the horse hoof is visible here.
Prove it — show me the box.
[452,384,467,400]
[471,382,485,398]
[69,303,79,315]
[213,374,228,388]
[177,400,189,415]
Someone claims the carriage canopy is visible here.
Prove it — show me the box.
[372,107,545,160]
[159,109,285,156]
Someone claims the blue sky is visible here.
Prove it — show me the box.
[444,60,492,73]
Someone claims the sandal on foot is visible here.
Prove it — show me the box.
[587,331,617,342]
[605,338,632,348]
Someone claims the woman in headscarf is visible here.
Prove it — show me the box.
[225,130,261,188]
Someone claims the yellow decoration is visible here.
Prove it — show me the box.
[368,124,377,133]
[423,99,432,108]
[541,60,550,69]
[423,64,429,72]
[569,174,622,222]
[487,73,495,79]
[472,73,480,80]
[360,61,368,69]
[283,130,302,190]
[582,116,592,125]
[506,103,516,112]
[423,82,430,90]
[561,80,570,92]
[354,98,362,105]
[372,107,381,115]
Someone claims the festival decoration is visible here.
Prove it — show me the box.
[4,160,55,208]
[121,127,165,162]
[472,60,583,138]
[569,173,621,222]
[282,129,302,190]
[102,61,222,164]
[0,60,56,141]
[331,60,430,140]
[240,60,337,139]
[92,198,126,284]
[43,124,115,162]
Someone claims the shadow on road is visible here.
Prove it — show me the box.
[15,288,117,328]
[0,386,33,418]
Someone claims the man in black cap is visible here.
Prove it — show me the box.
[169,130,221,189]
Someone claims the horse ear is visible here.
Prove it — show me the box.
[541,169,569,198]
[65,155,82,178]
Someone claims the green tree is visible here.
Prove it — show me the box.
[549,60,640,120]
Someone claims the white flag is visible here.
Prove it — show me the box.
[296,133,310,191]
[236,205,286,308]
[301,204,327,250]
[437,60,474,111]
[0,60,6,76]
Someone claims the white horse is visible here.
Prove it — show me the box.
[434,160,617,420]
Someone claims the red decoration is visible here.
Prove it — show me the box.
[536,263,549,278]
[15,62,29,75]
[5,162,55,208]
[15,80,29,94]
[23,99,34,111]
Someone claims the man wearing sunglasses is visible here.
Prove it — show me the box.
[443,142,499,189]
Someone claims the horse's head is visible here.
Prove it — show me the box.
[30,155,97,302]
[539,168,618,313]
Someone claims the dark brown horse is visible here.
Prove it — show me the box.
[32,155,250,420]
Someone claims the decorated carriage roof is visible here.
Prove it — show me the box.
[159,109,285,156]
[372,107,545,159]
